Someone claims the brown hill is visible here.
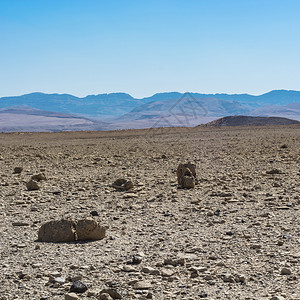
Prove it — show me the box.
[202,115,300,127]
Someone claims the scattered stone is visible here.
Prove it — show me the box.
[141,266,160,275]
[132,254,143,264]
[90,210,99,216]
[65,293,79,300]
[123,265,137,272]
[164,258,185,266]
[26,180,40,191]
[12,222,30,226]
[222,274,235,283]
[112,179,134,191]
[70,280,88,293]
[13,167,23,174]
[133,281,152,290]
[31,173,47,181]
[280,267,291,275]
[161,268,174,277]
[87,289,101,297]
[53,277,65,284]
[266,169,282,175]
[99,289,122,299]
[99,293,114,300]
[199,291,208,298]
[270,296,285,300]
[235,274,246,283]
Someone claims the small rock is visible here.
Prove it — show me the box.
[266,169,281,175]
[90,210,99,216]
[222,274,235,283]
[26,180,40,191]
[235,274,246,283]
[12,222,30,227]
[270,296,285,300]
[280,267,291,275]
[199,291,208,298]
[141,266,160,275]
[70,280,88,293]
[87,289,101,297]
[31,173,47,181]
[112,179,133,191]
[13,167,23,174]
[132,254,143,264]
[99,289,122,299]
[71,275,82,282]
[164,258,185,266]
[123,265,137,272]
[133,281,152,290]
[65,293,79,300]
[161,268,174,277]
[99,293,113,300]
[146,292,153,299]
[53,277,65,284]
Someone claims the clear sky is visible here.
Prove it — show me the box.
[1,0,300,98]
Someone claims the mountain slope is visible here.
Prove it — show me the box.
[0,92,141,117]
[0,106,108,132]
[250,103,300,121]
[1,90,300,119]
[202,116,300,127]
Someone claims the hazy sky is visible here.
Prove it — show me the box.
[1,0,300,98]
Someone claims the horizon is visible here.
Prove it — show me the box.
[1,88,300,100]
[1,0,300,98]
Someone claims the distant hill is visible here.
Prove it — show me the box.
[0,92,140,117]
[0,90,300,131]
[202,116,300,127]
[1,90,300,119]
[250,103,300,121]
[0,106,108,132]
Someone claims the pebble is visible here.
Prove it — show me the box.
[65,293,79,300]
[141,266,160,275]
[280,268,291,275]
[70,280,88,293]
[133,281,152,290]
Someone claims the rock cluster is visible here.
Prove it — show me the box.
[38,218,106,242]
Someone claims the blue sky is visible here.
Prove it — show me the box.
[1,0,300,98]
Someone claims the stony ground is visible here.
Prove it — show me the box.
[0,125,299,300]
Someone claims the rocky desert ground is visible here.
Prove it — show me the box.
[0,125,299,300]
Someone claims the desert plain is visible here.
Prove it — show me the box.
[0,125,299,300]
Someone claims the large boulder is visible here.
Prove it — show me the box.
[38,219,76,242]
[38,218,106,242]
[176,163,196,189]
[76,218,106,241]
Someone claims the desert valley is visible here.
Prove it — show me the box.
[0,125,299,299]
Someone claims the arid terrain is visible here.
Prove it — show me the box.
[0,125,299,300]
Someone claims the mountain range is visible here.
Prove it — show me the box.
[0,90,299,131]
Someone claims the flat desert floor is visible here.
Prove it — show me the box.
[0,125,299,300]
